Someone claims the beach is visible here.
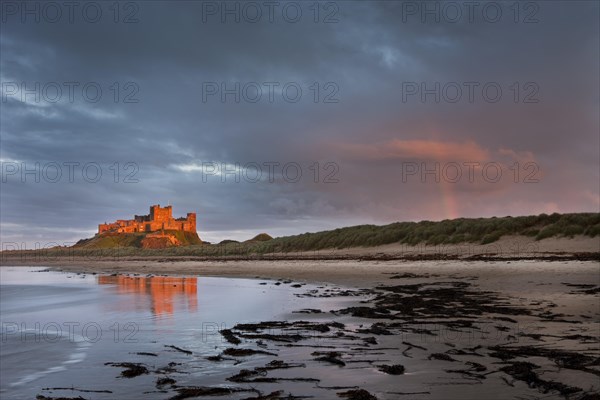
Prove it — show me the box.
[1,240,599,399]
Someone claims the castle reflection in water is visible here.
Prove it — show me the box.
[97,275,198,316]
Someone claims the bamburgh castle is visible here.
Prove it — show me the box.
[98,205,196,234]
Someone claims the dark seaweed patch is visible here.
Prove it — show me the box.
[104,362,149,378]
[378,364,405,375]
[337,389,378,399]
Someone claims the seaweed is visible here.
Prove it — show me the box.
[377,364,405,375]
[156,377,176,387]
[165,345,193,355]
[428,353,457,362]
[313,351,345,366]
[104,362,149,378]
[222,348,277,357]
[36,397,87,400]
[499,362,583,397]
[169,387,257,400]
[337,389,378,399]
[220,329,241,345]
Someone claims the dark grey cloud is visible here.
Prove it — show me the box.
[1,1,598,246]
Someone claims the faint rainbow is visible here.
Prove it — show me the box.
[431,140,459,220]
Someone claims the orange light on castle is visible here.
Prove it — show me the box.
[98,204,197,234]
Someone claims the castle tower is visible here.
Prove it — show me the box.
[150,204,173,222]
[186,213,197,232]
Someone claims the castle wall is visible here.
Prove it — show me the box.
[98,206,196,234]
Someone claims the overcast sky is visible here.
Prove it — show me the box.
[1,1,599,247]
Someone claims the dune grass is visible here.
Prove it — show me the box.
[252,212,600,253]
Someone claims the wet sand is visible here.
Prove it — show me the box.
[3,257,599,399]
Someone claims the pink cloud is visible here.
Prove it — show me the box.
[334,139,538,168]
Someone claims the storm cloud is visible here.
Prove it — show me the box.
[1,1,598,246]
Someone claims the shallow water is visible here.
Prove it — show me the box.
[0,267,356,399]
[1,264,598,400]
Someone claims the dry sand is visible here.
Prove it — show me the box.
[1,236,598,287]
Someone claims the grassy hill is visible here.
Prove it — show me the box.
[246,233,273,242]
[74,230,202,249]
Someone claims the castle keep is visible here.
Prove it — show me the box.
[98,205,197,234]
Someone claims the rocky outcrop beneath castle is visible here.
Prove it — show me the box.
[141,232,181,249]
[74,230,202,249]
